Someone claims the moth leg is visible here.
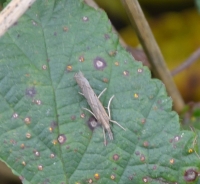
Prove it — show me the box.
[107,95,115,118]
[98,88,107,99]
[110,119,126,131]
[102,127,107,146]
[82,107,97,119]
[107,95,126,131]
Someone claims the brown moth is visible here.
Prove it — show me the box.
[74,71,125,145]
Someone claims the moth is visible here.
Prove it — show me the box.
[74,71,125,145]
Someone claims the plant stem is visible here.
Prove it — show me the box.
[121,0,185,113]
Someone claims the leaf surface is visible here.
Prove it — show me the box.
[0,0,199,183]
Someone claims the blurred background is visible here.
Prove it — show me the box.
[0,0,200,183]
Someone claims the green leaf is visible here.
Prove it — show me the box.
[195,0,200,13]
[0,0,199,183]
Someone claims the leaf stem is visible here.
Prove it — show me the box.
[171,48,200,76]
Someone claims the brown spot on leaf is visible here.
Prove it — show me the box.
[26,87,36,98]
[113,154,120,161]
[88,116,99,131]
[57,134,66,144]
[184,168,198,182]
[93,57,107,70]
